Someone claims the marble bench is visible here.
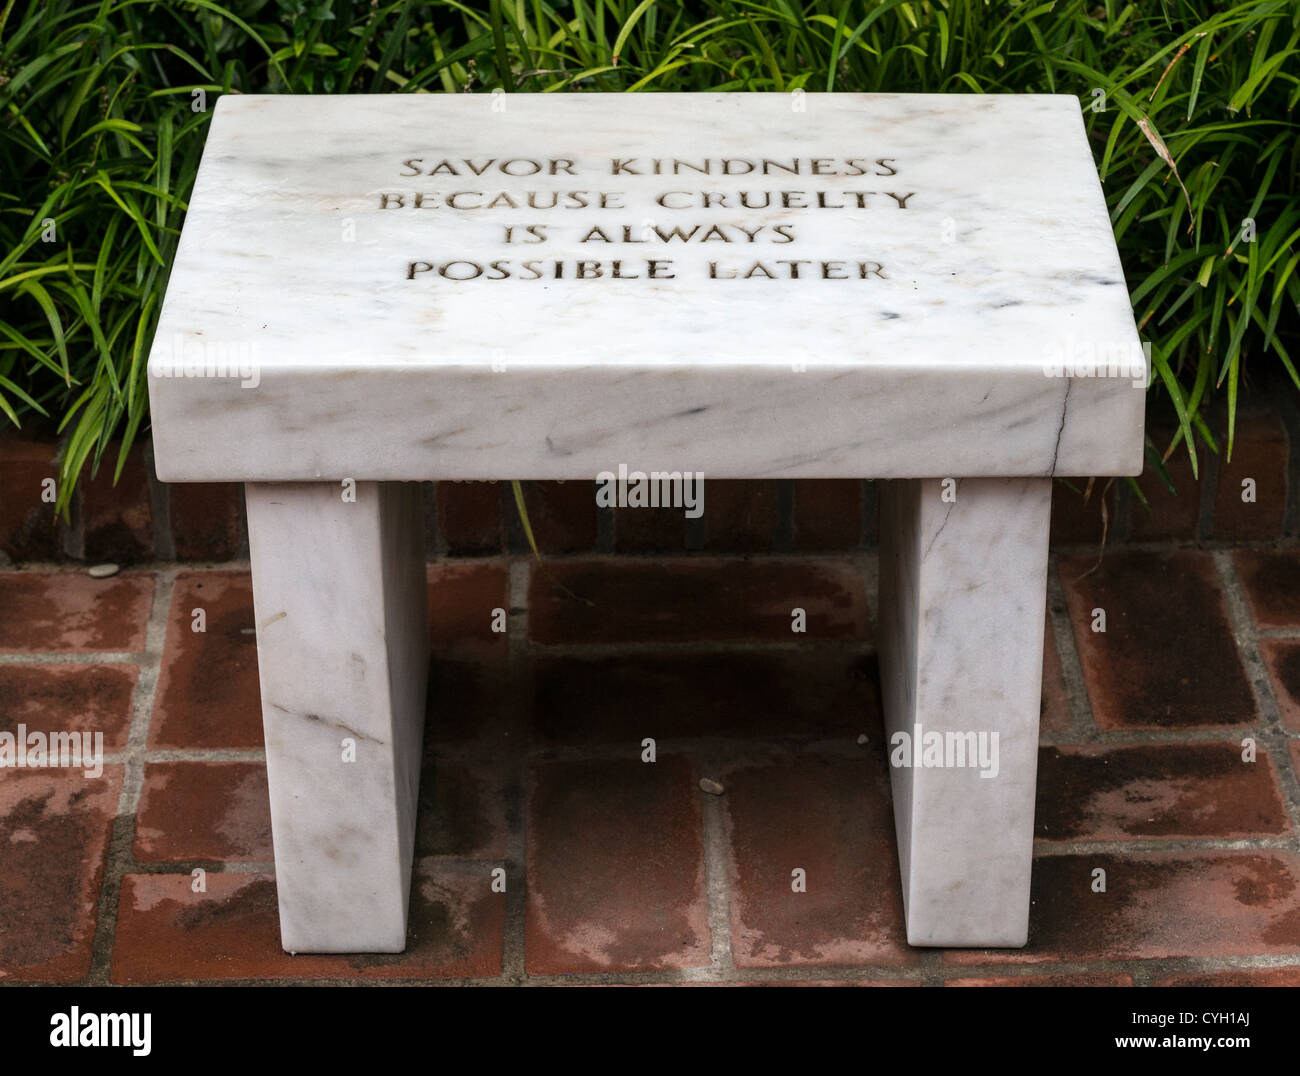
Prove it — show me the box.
[148,92,1145,953]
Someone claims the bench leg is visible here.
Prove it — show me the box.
[245,481,429,953]
[878,477,1051,947]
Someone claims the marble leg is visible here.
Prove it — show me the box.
[245,481,429,953]
[878,477,1051,947]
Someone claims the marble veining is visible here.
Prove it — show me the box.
[148,93,1145,482]
[879,477,1051,947]
[245,481,428,953]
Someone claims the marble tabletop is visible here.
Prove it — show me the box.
[148,93,1145,481]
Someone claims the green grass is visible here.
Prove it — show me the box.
[1,0,1297,516]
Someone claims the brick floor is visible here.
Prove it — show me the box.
[515,481,599,555]
[1234,550,1300,628]
[135,761,272,862]
[613,503,688,554]
[436,481,503,556]
[1060,551,1255,728]
[0,768,123,981]
[415,756,509,859]
[1211,408,1290,542]
[1049,479,1115,546]
[1128,429,1201,542]
[81,445,154,564]
[944,852,1300,964]
[704,480,780,552]
[0,571,153,652]
[110,864,505,982]
[424,561,512,750]
[4,551,1300,985]
[169,483,245,561]
[0,664,137,752]
[0,436,63,562]
[1040,623,1071,736]
[792,479,863,551]
[424,651,512,749]
[1034,743,1290,840]
[426,561,510,650]
[722,754,915,968]
[1154,966,1300,986]
[530,649,879,744]
[529,558,871,644]
[525,755,711,974]
[150,571,262,749]
[947,972,1135,987]
[1258,640,1300,731]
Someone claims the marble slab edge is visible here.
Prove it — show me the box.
[150,363,1144,482]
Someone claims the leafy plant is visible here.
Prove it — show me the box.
[2,0,1296,518]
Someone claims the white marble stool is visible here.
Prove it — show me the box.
[148,93,1144,952]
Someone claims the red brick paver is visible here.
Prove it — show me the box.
[1127,429,1200,542]
[614,502,688,553]
[1259,640,1300,731]
[531,649,880,745]
[426,561,509,648]
[0,437,62,561]
[424,652,512,749]
[792,479,862,550]
[1213,410,1289,541]
[3,547,1298,987]
[1154,966,1300,986]
[526,755,711,974]
[1234,550,1300,629]
[1050,480,1115,546]
[529,558,870,644]
[81,447,154,563]
[150,572,262,748]
[135,762,272,862]
[704,480,779,552]
[111,864,505,982]
[722,755,916,968]
[518,480,598,554]
[1061,552,1255,728]
[0,664,137,752]
[1040,623,1071,736]
[0,571,153,652]
[947,972,1134,987]
[1034,743,1290,841]
[415,756,509,859]
[436,481,502,556]
[169,483,244,561]
[945,852,1300,965]
[0,768,122,982]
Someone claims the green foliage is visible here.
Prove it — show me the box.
[1,0,1297,512]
